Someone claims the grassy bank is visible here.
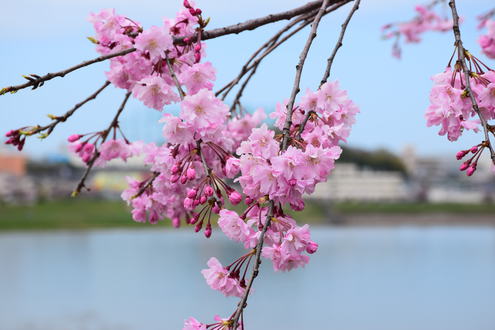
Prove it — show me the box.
[1,199,494,231]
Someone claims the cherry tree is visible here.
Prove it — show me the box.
[1,0,495,328]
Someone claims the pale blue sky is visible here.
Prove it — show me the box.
[1,0,493,158]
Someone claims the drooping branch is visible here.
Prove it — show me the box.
[218,1,351,106]
[281,0,331,151]
[448,0,495,164]
[320,0,361,86]
[230,200,274,329]
[72,91,132,196]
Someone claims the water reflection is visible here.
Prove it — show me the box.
[0,227,494,330]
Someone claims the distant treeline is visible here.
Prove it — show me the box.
[340,146,407,174]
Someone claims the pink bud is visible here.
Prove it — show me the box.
[194,221,203,232]
[193,199,200,207]
[183,0,191,8]
[195,8,202,15]
[456,150,468,160]
[470,146,479,153]
[5,130,15,137]
[189,8,196,15]
[83,143,94,153]
[204,224,212,238]
[183,37,191,44]
[228,191,242,205]
[172,217,181,228]
[82,153,92,163]
[212,204,221,214]
[183,197,194,209]
[466,166,477,176]
[245,197,253,205]
[187,188,197,199]
[459,161,470,171]
[306,241,319,254]
[68,134,82,143]
[171,164,180,174]
[194,52,201,63]
[170,174,180,183]
[194,44,201,52]
[190,214,199,224]
[180,175,188,184]
[186,168,196,180]
[204,185,214,196]
[200,196,207,204]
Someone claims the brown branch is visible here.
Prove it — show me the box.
[28,81,111,138]
[320,0,361,86]
[72,91,132,196]
[1,49,135,95]
[281,0,331,151]
[198,0,340,41]
[231,200,274,329]
[2,1,343,96]
[132,171,160,199]
[448,0,495,164]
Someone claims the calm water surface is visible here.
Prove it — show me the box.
[0,226,494,330]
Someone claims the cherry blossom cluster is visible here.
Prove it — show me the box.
[89,2,209,110]
[478,18,495,59]
[382,2,453,58]
[425,50,495,175]
[3,1,359,328]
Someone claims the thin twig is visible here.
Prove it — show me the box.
[281,0,331,151]
[231,200,274,329]
[448,0,495,163]
[72,91,132,195]
[216,7,321,99]
[28,81,111,137]
[218,1,351,103]
[1,49,135,95]
[132,171,160,199]
[165,57,186,99]
[320,0,361,86]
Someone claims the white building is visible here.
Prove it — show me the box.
[311,163,408,201]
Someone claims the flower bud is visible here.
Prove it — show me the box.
[212,204,221,214]
[194,44,201,52]
[245,196,253,205]
[170,174,180,183]
[186,168,196,180]
[456,150,468,160]
[228,191,242,205]
[172,217,181,228]
[204,185,214,196]
[194,52,201,63]
[470,146,479,153]
[187,188,197,199]
[194,221,203,232]
[200,196,207,204]
[459,161,470,171]
[306,241,319,254]
[180,175,188,184]
[204,223,212,238]
[466,165,477,176]
[68,134,82,143]
[171,164,180,174]
[195,8,202,15]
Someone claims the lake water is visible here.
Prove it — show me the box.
[0,226,494,330]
